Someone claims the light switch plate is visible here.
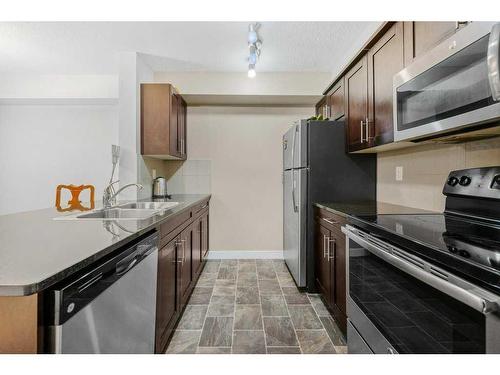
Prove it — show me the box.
[396,166,403,181]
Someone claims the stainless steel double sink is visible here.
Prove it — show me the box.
[56,202,179,221]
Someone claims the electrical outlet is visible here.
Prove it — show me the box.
[396,166,403,181]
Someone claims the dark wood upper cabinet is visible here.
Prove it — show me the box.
[367,22,404,147]
[179,97,187,159]
[328,77,345,121]
[169,91,180,158]
[403,21,467,66]
[155,237,179,352]
[345,54,369,152]
[315,97,329,118]
[141,83,187,160]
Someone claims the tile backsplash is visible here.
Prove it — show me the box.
[167,159,211,194]
[377,137,500,211]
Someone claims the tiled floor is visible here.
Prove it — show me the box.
[166,259,347,354]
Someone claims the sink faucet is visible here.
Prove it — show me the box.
[103,181,143,208]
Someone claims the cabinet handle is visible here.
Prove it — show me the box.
[175,240,184,264]
[180,138,185,155]
[328,238,336,261]
[365,117,370,142]
[321,217,337,225]
[360,120,364,143]
[181,238,186,262]
[323,235,329,258]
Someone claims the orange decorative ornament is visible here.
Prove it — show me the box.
[55,184,95,212]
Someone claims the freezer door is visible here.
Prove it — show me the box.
[283,121,308,170]
[283,168,307,287]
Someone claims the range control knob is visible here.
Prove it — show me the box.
[459,176,472,186]
[491,175,500,190]
[447,176,459,186]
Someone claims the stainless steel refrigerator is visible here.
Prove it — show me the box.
[282,119,376,290]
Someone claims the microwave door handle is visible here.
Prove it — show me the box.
[487,23,500,101]
[342,226,500,315]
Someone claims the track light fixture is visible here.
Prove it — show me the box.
[247,23,261,78]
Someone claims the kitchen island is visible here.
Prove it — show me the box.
[0,194,210,353]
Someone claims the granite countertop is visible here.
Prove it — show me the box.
[0,194,210,296]
[314,200,436,219]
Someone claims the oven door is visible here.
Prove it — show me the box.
[343,225,500,354]
[393,22,500,142]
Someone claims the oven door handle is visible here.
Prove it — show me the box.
[342,225,500,315]
[488,23,500,101]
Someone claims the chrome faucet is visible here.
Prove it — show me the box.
[103,181,143,208]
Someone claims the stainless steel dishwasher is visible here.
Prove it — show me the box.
[47,231,158,353]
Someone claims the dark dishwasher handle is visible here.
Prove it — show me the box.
[115,245,157,276]
[116,256,140,276]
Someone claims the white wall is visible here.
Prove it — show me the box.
[377,137,500,212]
[0,74,118,102]
[173,106,314,252]
[153,72,330,96]
[0,104,118,215]
[118,52,159,200]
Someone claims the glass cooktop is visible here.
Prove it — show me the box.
[352,213,500,275]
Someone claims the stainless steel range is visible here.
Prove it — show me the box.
[343,166,500,354]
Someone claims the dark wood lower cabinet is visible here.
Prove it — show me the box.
[314,223,332,304]
[155,201,210,353]
[314,207,347,335]
[155,237,180,352]
[192,218,202,277]
[200,209,209,260]
[178,225,193,307]
[330,227,347,331]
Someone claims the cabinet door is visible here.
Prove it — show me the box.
[156,237,179,352]
[201,210,209,259]
[179,225,193,306]
[345,55,369,152]
[141,84,171,156]
[331,228,347,334]
[315,97,328,118]
[179,98,187,159]
[170,93,180,158]
[367,22,404,147]
[403,21,462,66]
[328,78,345,121]
[192,217,202,278]
[314,222,331,304]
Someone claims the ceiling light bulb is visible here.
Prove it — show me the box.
[248,66,256,78]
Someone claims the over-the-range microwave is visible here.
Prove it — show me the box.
[393,22,500,142]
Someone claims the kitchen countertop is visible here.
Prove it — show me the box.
[314,200,436,219]
[0,194,210,296]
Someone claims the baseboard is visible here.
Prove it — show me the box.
[206,250,284,260]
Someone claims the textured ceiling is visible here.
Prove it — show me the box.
[0,22,382,74]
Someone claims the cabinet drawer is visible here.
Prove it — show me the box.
[160,209,191,239]
[191,200,209,216]
[315,207,347,231]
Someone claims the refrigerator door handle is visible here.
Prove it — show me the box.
[292,171,298,213]
[291,124,298,212]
